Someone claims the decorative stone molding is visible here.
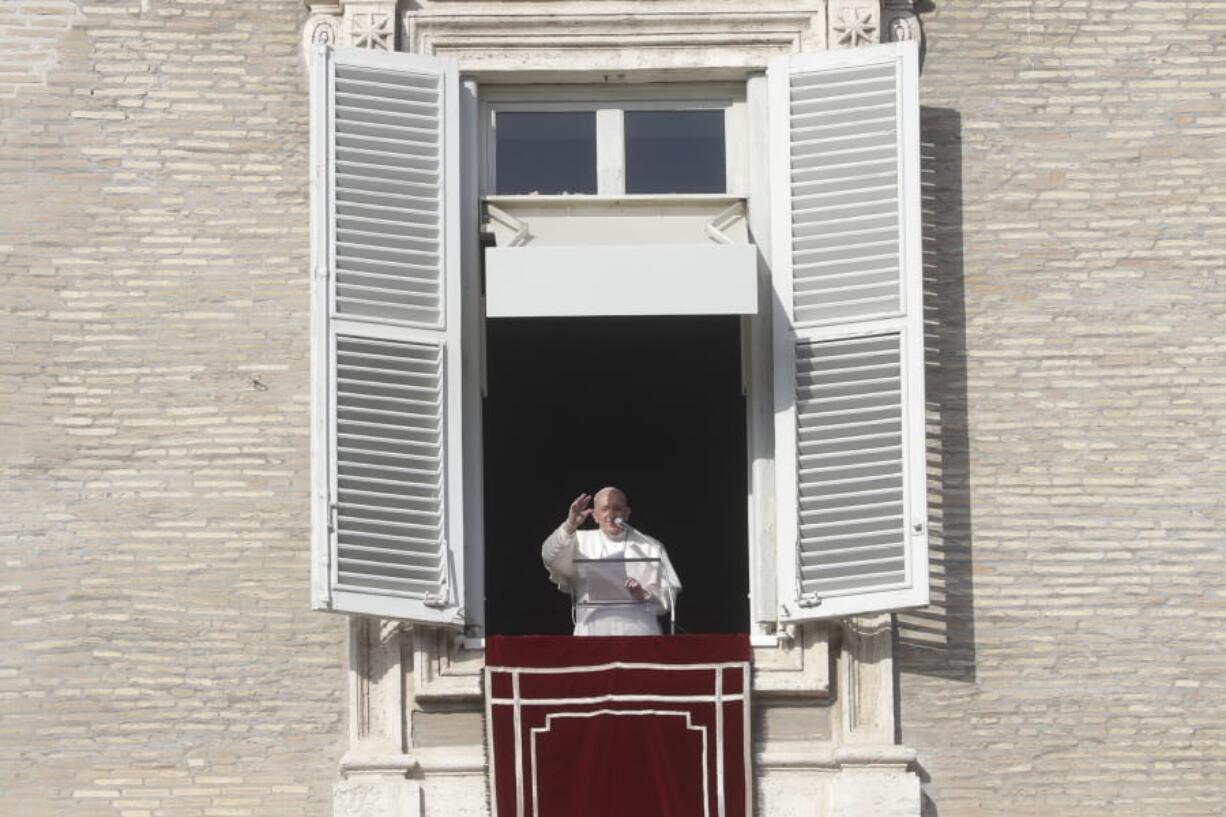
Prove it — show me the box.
[829,1,881,49]
[306,14,341,47]
[407,622,829,699]
[840,613,896,746]
[406,629,490,816]
[301,1,921,71]
[334,624,487,813]
[348,2,397,51]
[751,621,832,697]
[883,0,923,45]
[827,614,921,817]
[304,0,397,50]
[402,1,829,74]
[410,625,483,702]
[306,0,343,16]
[339,617,412,777]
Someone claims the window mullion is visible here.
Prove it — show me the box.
[596,107,625,195]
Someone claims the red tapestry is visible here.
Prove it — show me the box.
[485,635,751,817]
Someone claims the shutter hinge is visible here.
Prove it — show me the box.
[313,262,328,281]
[328,502,337,535]
[797,592,822,609]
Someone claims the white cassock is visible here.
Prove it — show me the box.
[542,524,682,636]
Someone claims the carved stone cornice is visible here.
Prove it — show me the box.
[305,2,919,64]
[402,1,828,75]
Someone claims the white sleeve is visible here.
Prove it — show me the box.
[633,535,681,615]
[655,543,681,615]
[541,524,578,594]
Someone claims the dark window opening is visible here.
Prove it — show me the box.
[483,316,749,635]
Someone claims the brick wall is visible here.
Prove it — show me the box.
[0,2,346,815]
[3,2,1224,816]
[898,2,1226,816]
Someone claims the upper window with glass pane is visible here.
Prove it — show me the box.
[488,96,739,197]
[494,111,598,195]
[624,110,725,194]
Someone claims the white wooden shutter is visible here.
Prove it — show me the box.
[769,41,928,621]
[310,45,467,624]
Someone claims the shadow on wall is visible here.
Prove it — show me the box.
[894,106,976,686]
[913,1,936,70]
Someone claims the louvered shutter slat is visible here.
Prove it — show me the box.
[771,42,927,621]
[337,215,439,243]
[335,177,438,205]
[337,262,439,285]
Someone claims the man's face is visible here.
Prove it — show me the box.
[591,489,631,537]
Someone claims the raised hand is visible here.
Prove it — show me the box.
[564,493,593,534]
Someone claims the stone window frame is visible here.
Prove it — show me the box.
[480,85,750,198]
[305,0,925,702]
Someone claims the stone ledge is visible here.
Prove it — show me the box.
[756,744,917,770]
[339,753,418,778]
[338,746,485,778]
[416,745,487,776]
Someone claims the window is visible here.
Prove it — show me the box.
[483,87,746,197]
[623,110,725,194]
[308,42,929,636]
[480,87,752,636]
[493,111,597,195]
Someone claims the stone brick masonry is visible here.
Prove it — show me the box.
[1,2,1224,816]
[0,1,346,815]
[898,3,1226,816]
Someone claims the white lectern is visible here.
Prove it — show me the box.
[572,556,676,635]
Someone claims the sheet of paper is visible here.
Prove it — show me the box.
[576,560,631,603]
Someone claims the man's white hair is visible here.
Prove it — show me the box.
[594,486,628,505]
